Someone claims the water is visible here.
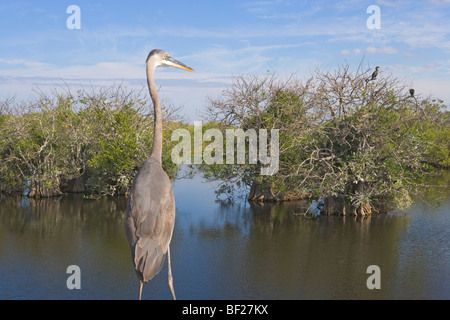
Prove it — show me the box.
[0,173,448,300]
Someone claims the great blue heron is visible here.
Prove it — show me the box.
[370,66,380,81]
[125,49,194,300]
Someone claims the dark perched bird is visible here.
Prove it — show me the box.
[409,88,415,97]
[370,66,380,81]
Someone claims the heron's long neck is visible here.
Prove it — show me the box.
[146,63,163,165]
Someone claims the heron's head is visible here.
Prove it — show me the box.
[375,66,380,70]
[146,49,194,72]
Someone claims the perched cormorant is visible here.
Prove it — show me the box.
[370,66,380,81]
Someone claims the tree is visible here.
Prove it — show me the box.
[0,84,184,197]
[201,66,449,215]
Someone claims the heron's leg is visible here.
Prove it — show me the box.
[167,246,176,300]
[138,281,143,300]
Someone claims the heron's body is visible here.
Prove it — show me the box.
[125,49,193,300]
[125,157,175,283]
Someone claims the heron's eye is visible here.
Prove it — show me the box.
[164,54,169,60]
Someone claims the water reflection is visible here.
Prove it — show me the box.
[0,195,132,300]
[182,198,412,299]
[0,173,448,299]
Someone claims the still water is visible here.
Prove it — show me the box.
[0,173,449,300]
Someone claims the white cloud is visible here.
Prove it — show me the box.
[0,59,230,120]
[340,48,363,55]
[2,0,450,116]
[375,0,402,7]
[340,47,397,55]
[366,46,398,54]
[0,58,48,68]
[186,43,304,75]
[428,0,450,5]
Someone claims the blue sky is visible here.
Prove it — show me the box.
[1,0,449,119]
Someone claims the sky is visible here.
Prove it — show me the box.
[1,0,449,120]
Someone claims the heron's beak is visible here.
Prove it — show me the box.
[164,57,194,72]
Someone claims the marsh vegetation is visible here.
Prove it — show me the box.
[1,66,448,215]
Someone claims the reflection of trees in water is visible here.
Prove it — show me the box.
[0,196,134,299]
[0,196,129,266]
[200,198,309,237]
[192,197,414,298]
[243,207,411,299]
[192,200,251,241]
[199,172,449,241]
[1,196,64,235]
[421,170,450,204]
[194,197,412,243]
[249,200,310,234]
[0,195,127,236]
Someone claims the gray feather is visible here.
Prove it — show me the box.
[125,158,175,283]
